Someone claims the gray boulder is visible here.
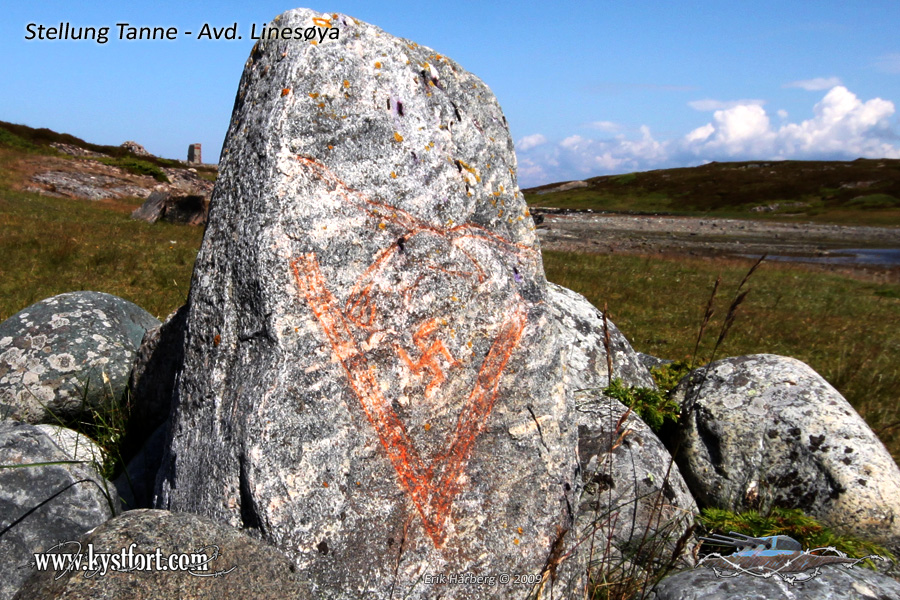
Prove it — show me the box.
[545,283,696,590]
[156,8,578,599]
[639,352,674,373]
[0,421,118,600]
[650,564,900,599]
[123,305,186,460]
[14,509,309,599]
[547,282,656,390]
[131,190,209,226]
[670,354,900,549]
[0,292,159,424]
[564,389,698,590]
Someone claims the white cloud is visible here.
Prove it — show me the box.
[588,120,619,132]
[874,53,900,74]
[516,133,547,151]
[515,86,900,188]
[685,123,714,142]
[688,98,766,111]
[784,77,843,91]
[560,135,586,150]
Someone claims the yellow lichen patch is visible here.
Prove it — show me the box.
[513,538,520,545]
[394,132,404,143]
[378,223,386,229]
[310,40,317,46]
[493,191,501,197]
[281,88,291,97]
[524,208,530,216]
[517,527,523,534]
[343,79,350,88]
[317,102,325,108]
[424,423,432,431]
[375,61,382,69]
[309,92,319,98]
[328,145,334,150]
[498,210,504,217]
[313,17,332,27]
[323,481,329,487]
[390,171,397,179]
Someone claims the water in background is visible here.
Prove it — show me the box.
[741,248,900,267]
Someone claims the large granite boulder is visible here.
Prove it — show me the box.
[0,292,159,424]
[0,421,118,600]
[14,509,309,599]
[155,9,579,599]
[670,354,900,549]
[650,564,900,599]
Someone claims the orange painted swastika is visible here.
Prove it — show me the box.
[291,253,527,546]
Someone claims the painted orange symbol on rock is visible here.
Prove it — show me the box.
[288,157,533,547]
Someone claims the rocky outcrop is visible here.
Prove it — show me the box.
[0,292,159,424]
[0,421,118,600]
[154,8,579,599]
[120,141,150,156]
[14,509,308,599]
[29,169,149,200]
[669,354,900,550]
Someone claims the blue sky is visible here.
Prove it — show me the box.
[3,1,899,187]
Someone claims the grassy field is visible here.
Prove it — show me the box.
[0,163,202,322]
[542,250,900,463]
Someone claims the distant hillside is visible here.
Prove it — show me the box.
[0,120,217,179]
[523,160,900,226]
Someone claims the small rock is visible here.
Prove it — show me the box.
[567,388,698,587]
[638,352,674,372]
[131,190,209,225]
